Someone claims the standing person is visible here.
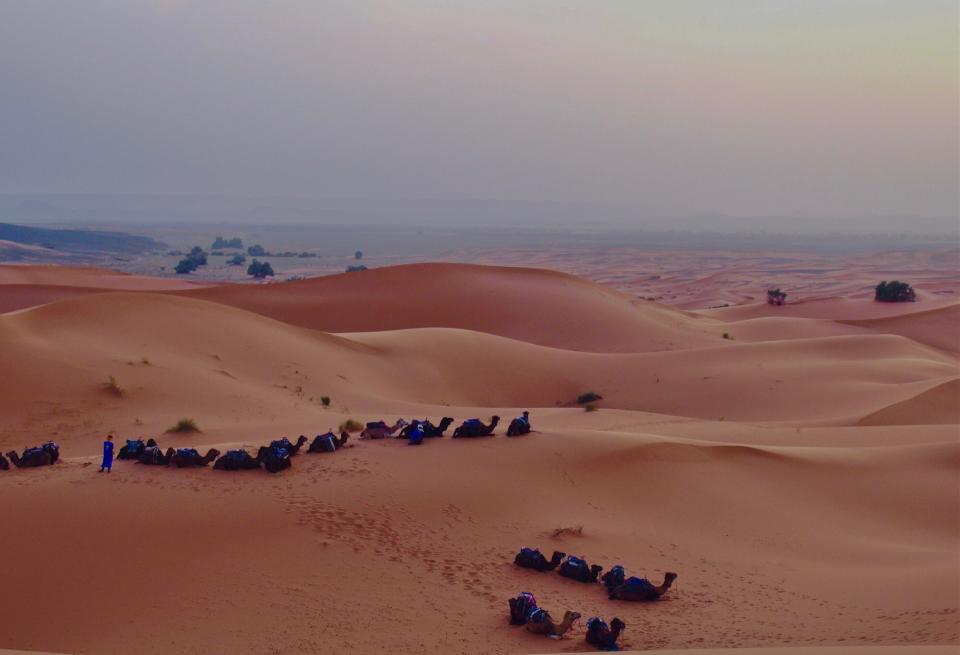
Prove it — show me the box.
[100,434,114,473]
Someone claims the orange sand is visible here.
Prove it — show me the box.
[0,263,956,655]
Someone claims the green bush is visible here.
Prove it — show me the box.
[167,418,200,433]
[103,375,124,396]
[875,280,916,302]
[575,391,602,405]
[339,418,363,433]
[346,264,368,273]
[320,396,331,407]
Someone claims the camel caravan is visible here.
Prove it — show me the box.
[510,546,679,649]
[0,412,534,475]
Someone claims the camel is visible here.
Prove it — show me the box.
[515,548,565,572]
[601,565,626,590]
[585,617,625,651]
[506,412,532,437]
[213,449,263,471]
[399,417,454,439]
[308,431,350,453]
[170,448,221,468]
[525,609,581,639]
[137,446,174,466]
[6,442,59,468]
[558,555,603,583]
[257,445,291,473]
[118,438,157,460]
[609,572,678,601]
[360,419,408,440]
[452,416,500,438]
[0,453,9,470]
[508,592,539,625]
[270,436,308,455]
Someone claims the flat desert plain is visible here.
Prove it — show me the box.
[0,261,957,655]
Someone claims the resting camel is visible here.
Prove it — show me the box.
[452,416,500,438]
[0,453,9,470]
[118,438,157,460]
[558,555,603,583]
[601,565,626,590]
[138,446,174,466]
[360,419,408,440]
[506,412,532,437]
[399,417,454,439]
[585,617,625,651]
[525,609,581,639]
[609,572,678,601]
[515,548,565,572]
[270,436,308,455]
[213,449,263,471]
[308,431,350,453]
[258,445,291,473]
[6,442,59,468]
[170,448,221,468]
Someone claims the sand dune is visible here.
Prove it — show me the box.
[0,262,956,655]
[858,378,960,426]
[838,302,960,354]
[176,263,722,353]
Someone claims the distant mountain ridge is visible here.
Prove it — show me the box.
[0,222,165,254]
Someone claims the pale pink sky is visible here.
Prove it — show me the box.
[0,1,956,219]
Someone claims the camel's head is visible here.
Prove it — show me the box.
[147,438,157,447]
[611,618,626,632]
[561,611,581,628]
[491,415,501,424]
[590,564,604,580]
[439,417,454,427]
[297,435,308,446]
[664,571,678,585]
[551,550,566,563]
[207,448,222,459]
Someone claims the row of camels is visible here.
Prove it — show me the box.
[360,413,533,440]
[509,591,624,648]
[514,547,678,601]
[115,433,350,473]
[1,412,530,473]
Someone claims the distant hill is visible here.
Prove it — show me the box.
[0,222,164,254]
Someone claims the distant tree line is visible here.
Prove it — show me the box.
[212,236,244,249]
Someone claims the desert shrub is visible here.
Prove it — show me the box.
[722,332,732,340]
[875,280,916,302]
[227,254,246,266]
[551,525,583,538]
[346,264,368,273]
[167,417,200,433]
[584,403,598,412]
[767,288,787,306]
[320,396,331,407]
[575,391,602,405]
[174,258,198,274]
[247,259,275,279]
[103,375,123,396]
[354,250,363,260]
[247,244,266,256]
[339,418,363,433]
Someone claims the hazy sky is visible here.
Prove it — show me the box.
[0,1,956,218]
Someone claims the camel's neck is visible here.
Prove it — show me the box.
[656,576,675,595]
[556,617,575,635]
